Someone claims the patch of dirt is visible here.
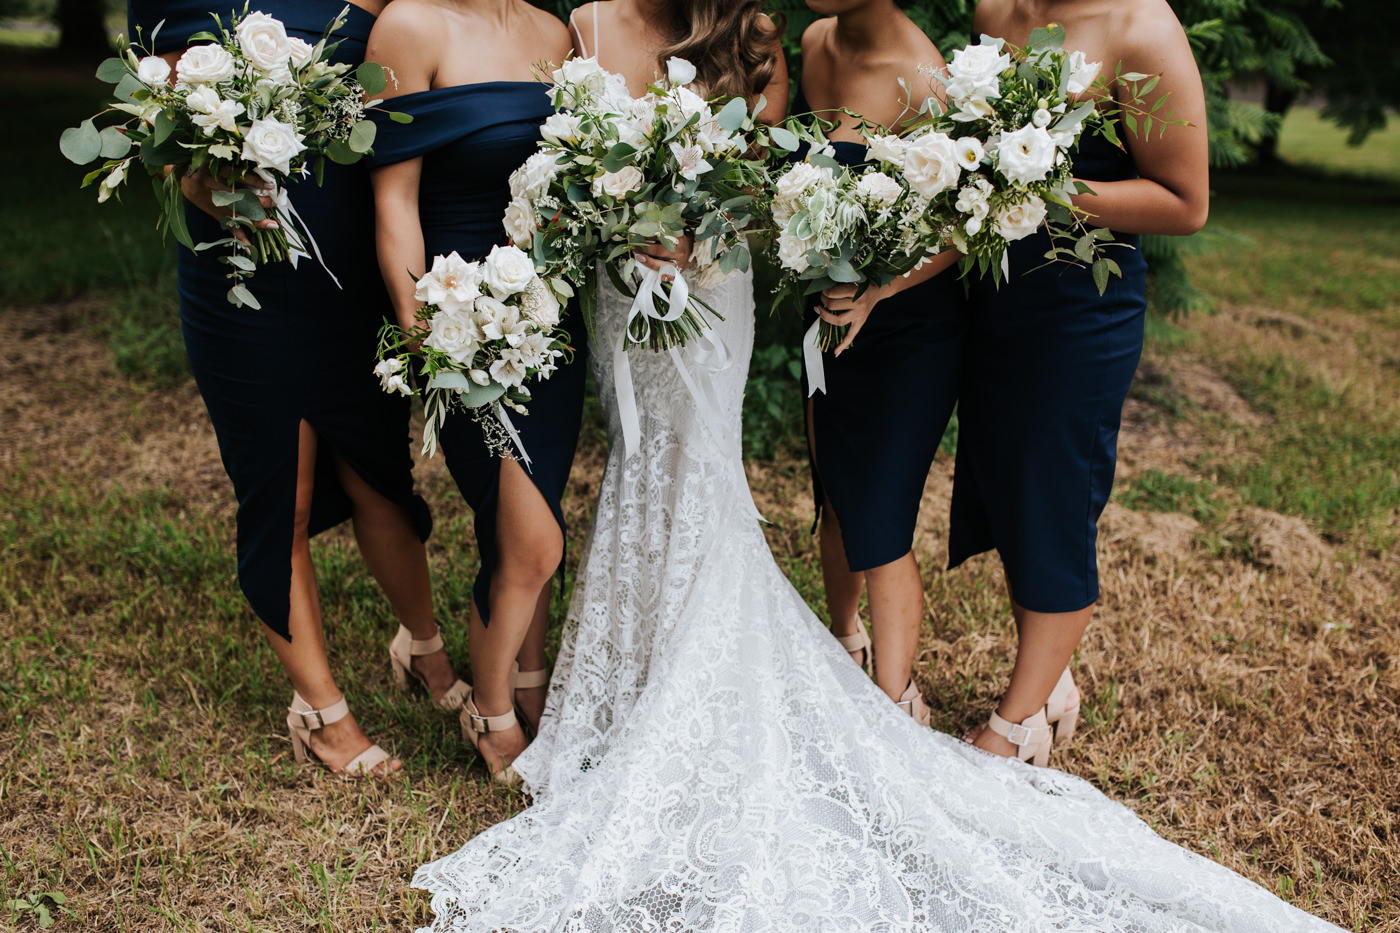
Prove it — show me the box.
[1099,502,1200,564]
[1168,356,1264,427]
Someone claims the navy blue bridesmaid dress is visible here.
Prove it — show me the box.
[368,83,588,624]
[126,0,431,639]
[947,131,1149,612]
[794,88,970,573]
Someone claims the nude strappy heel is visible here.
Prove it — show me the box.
[982,708,1054,767]
[834,619,873,675]
[510,661,549,735]
[460,688,523,787]
[389,624,470,712]
[1044,667,1080,741]
[286,692,395,776]
[896,679,931,727]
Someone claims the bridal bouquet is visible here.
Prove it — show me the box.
[59,4,405,309]
[506,56,793,352]
[375,247,572,461]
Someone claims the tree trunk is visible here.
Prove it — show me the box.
[55,0,110,61]
[1255,82,1298,166]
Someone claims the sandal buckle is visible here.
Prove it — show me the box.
[1005,722,1032,746]
[467,713,491,733]
[292,708,325,731]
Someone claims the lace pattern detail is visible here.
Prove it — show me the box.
[412,269,1341,933]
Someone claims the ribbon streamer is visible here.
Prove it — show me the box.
[803,319,826,398]
[256,169,342,288]
[494,401,533,470]
[613,262,690,458]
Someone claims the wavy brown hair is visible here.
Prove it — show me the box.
[652,0,781,101]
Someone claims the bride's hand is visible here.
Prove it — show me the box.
[177,166,279,245]
[635,234,693,282]
[818,281,891,355]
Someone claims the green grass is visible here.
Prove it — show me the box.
[1278,106,1400,183]
[1117,468,1230,525]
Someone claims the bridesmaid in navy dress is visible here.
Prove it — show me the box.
[367,0,588,784]
[796,0,967,723]
[950,0,1209,765]
[127,0,460,774]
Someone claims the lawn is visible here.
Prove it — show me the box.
[1,57,1396,933]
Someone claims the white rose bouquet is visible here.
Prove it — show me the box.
[60,4,410,309]
[506,56,800,352]
[374,248,573,461]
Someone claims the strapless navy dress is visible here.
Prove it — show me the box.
[794,89,969,572]
[947,131,1149,613]
[127,0,431,640]
[369,83,588,624]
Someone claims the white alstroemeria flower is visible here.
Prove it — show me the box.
[667,57,698,86]
[286,36,315,68]
[519,277,561,328]
[854,171,903,208]
[592,165,645,199]
[994,196,1048,241]
[416,252,482,313]
[540,112,583,145]
[136,55,171,86]
[96,160,127,203]
[669,141,712,181]
[193,98,246,136]
[382,372,412,396]
[482,244,536,297]
[901,131,962,198]
[502,196,538,247]
[423,308,482,366]
[241,117,305,173]
[236,11,293,75]
[509,150,562,201]
[955,136,985,171]
[865,134,908,168]
[515,329,560,370]
[490,350,529,389]
[1065,50,1101,95]
[995,124,1057,186]
[176,43,235,85]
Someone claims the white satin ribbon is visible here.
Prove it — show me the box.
[1000,248,1010,282]
[494,400,533,470]
[613,262,691,458]
[803,318,826,397]
[256,169,341,288]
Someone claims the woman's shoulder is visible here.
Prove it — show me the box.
[1102,0,1190,59]
[368,0,446,49]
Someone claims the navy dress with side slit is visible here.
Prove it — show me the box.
[947,131,1149,613]
[127,0,431,640]
[794,88,969,572]
[369,83,588,624]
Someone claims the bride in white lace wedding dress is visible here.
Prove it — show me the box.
[411,260,1340,932]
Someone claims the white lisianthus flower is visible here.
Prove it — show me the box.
[423,309,482,366]
[666,57,698,86]
[502,196,538,247]
[136,55,171,86]
[373,357,403,377]
[592,165,645,199]
[955,177,993,220]
[944,40,1011,103]
[864,134,908,168]
[854,171,903,208]
[776,231,811,272]
[519,278,562,328]
[286,36,315,68]
[490,350,529,389]
[96,160,127,203]
[950,97,995,123]
[955,136,985,171]
[482,244,536,298]
[176,44,236,85]
[669,141,712,180]
[236,11,293,75]
[1065,50,1101,95]
[1032,107,1052,128]
[901,131,962,197]
[540,112,583,145]
[995,124,1057,186]
[994,196,1048,241]
[415,252,482,313]
[192,98,246,136]
[509,150,562,201]
[241,117,306,174]
[185,85,220,114]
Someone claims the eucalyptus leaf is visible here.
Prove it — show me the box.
[348,119,376,153]
[715,96,748,134]
[95,57,128,83]
[768,125,799,151]
[357,62,388,96]
[227,254,257,271]
[210,188,240,207]
[388,110,414,124]
[602,142,638,173]
[59,120,102,165]
[428,372,504,408]
[98,126,132,159]
[114,73,145,102]
[229,284,262,309]
[325,138,359,165]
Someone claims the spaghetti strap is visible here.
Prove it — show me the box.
[568,0,599,58]
[592,0,600,59]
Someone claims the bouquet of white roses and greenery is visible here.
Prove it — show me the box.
[59,3,409,309]
[375,247,573,461]
[505,55,801,353]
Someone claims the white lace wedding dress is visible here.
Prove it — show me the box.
[412,269,1340,932]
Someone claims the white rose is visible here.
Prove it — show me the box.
[287,36,315,68]
[775,161,834,203]
[672,86,708,121]
[864,134,907,168]
[192,98,246,136]
[776,231,811,273]
[240,117,306,175]
[945,40,1011,102]
[482,243,536,298]
[854,171,903,208]
[666,57,697,86]
[502,196,538,247]
[519,277,561,328]
[1065,50,1101,95]
[185,85,220,114]
[599,71,634,113]
[416,252,482,313]
[553,56,608,106]
[995,124,1057,186]
[236,11,293,75]
[136,55,171,87]
[422,309,481,365]
[669,141,712,181]
[509,150,561,201]
[954,137,985,172]
[994,196,1048,241]
[901,131,962,198]
[592,165,644,199]
[176,44,235,85]
[540,112,583,145]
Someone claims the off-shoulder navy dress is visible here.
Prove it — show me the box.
[368,84,588,624]
[947,131,1149,613]
[127,0,431,640]
[794,89,969,573]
